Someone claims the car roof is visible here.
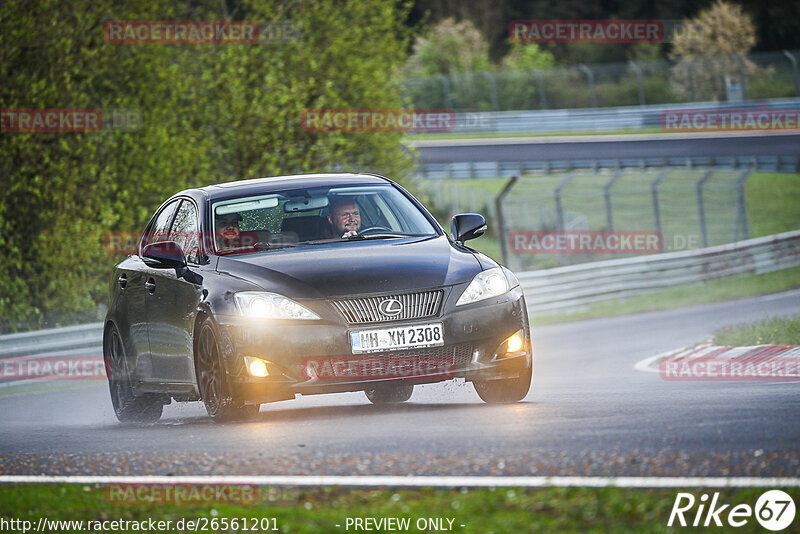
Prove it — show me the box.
[188,173,393,200]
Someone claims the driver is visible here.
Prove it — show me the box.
[215,212,259,252]
[327,196,361,238]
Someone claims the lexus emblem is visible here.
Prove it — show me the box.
[378,298,403,317]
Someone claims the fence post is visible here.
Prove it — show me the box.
[733,167,753,241]
[651,168,670,238]
[628,61,646,106]
[603,170,624,232]
[437,74,452,109]
[529,68,547,109]
[696,170,714,248]
[734,54,747,100]
[554,173,576,231]
[481,71,499,111]
[495,176,518,267]
[783,50,800,98]
[679,59,695,102]
[579,65,598,108]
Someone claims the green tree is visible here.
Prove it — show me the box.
[669,0,759,101]
[501,43,555,70]
[0,0,414,331]
[404,17,490,76]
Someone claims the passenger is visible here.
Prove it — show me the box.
[215,212,259,252]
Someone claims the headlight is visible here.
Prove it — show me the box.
[456,267,510,306]
[234,291,320,320]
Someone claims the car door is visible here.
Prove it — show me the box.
[145,198,204,384]
[113,254,154,380]
[118,200,181,381]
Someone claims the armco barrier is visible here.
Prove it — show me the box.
[519,230,800,314]
[0,230,798,354]
[0,322,103,358]
[432,97,800,135]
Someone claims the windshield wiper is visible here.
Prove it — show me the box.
[352,233,426,240]
[254,242,299,250]
[300,233,429,245]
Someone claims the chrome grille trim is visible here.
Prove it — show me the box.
[332,290,444,324]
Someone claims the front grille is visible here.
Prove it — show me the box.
[341,343,474,374]
[331,290,443,325]
[380,343,474,371]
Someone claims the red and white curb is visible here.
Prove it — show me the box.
[635,343,800,381]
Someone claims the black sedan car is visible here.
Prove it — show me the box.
[104,173,532,422]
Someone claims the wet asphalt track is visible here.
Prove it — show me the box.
[1,290,798,477]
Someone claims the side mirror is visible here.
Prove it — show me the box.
[451,213,487,244]
[142,241,187,269]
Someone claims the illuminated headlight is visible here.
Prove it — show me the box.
[244,356,269,377]
[456,267,510,306]
[234,292,320,320]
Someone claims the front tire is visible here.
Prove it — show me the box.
[196,318,259,422]
[473,362,532,404]
[365,384,414,404]
[104,324,163,424]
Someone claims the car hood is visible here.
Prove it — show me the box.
[215,235,482,298]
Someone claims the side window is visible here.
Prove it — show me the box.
[170,200,200,264]
[141,200,179,252]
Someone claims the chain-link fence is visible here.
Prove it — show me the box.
[412,168,751,271]
[404,50,800,111]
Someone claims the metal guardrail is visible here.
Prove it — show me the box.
[0,322,103,358]
[1,230,798,354]
[433,97,800,135]
[415,155,800,178]
[518,230,800,314]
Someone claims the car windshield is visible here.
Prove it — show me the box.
[211,184,438,254]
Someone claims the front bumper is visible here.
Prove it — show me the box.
[215,285,531,404]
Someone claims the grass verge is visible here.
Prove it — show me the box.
[713,316,800,346]
[533,266,800,325]
[745,172,800,238]
[1,484,797,533]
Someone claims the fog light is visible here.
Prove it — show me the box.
[507,333,523,353]
[494,330,525,359]
[244,356,269,377]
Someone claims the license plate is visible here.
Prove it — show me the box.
[350,323,444,354]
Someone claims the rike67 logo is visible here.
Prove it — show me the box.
[669,490,795,530]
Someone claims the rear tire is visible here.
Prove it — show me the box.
[365,384,414,404]
[104,324,163,424]
[196,318,260,422]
